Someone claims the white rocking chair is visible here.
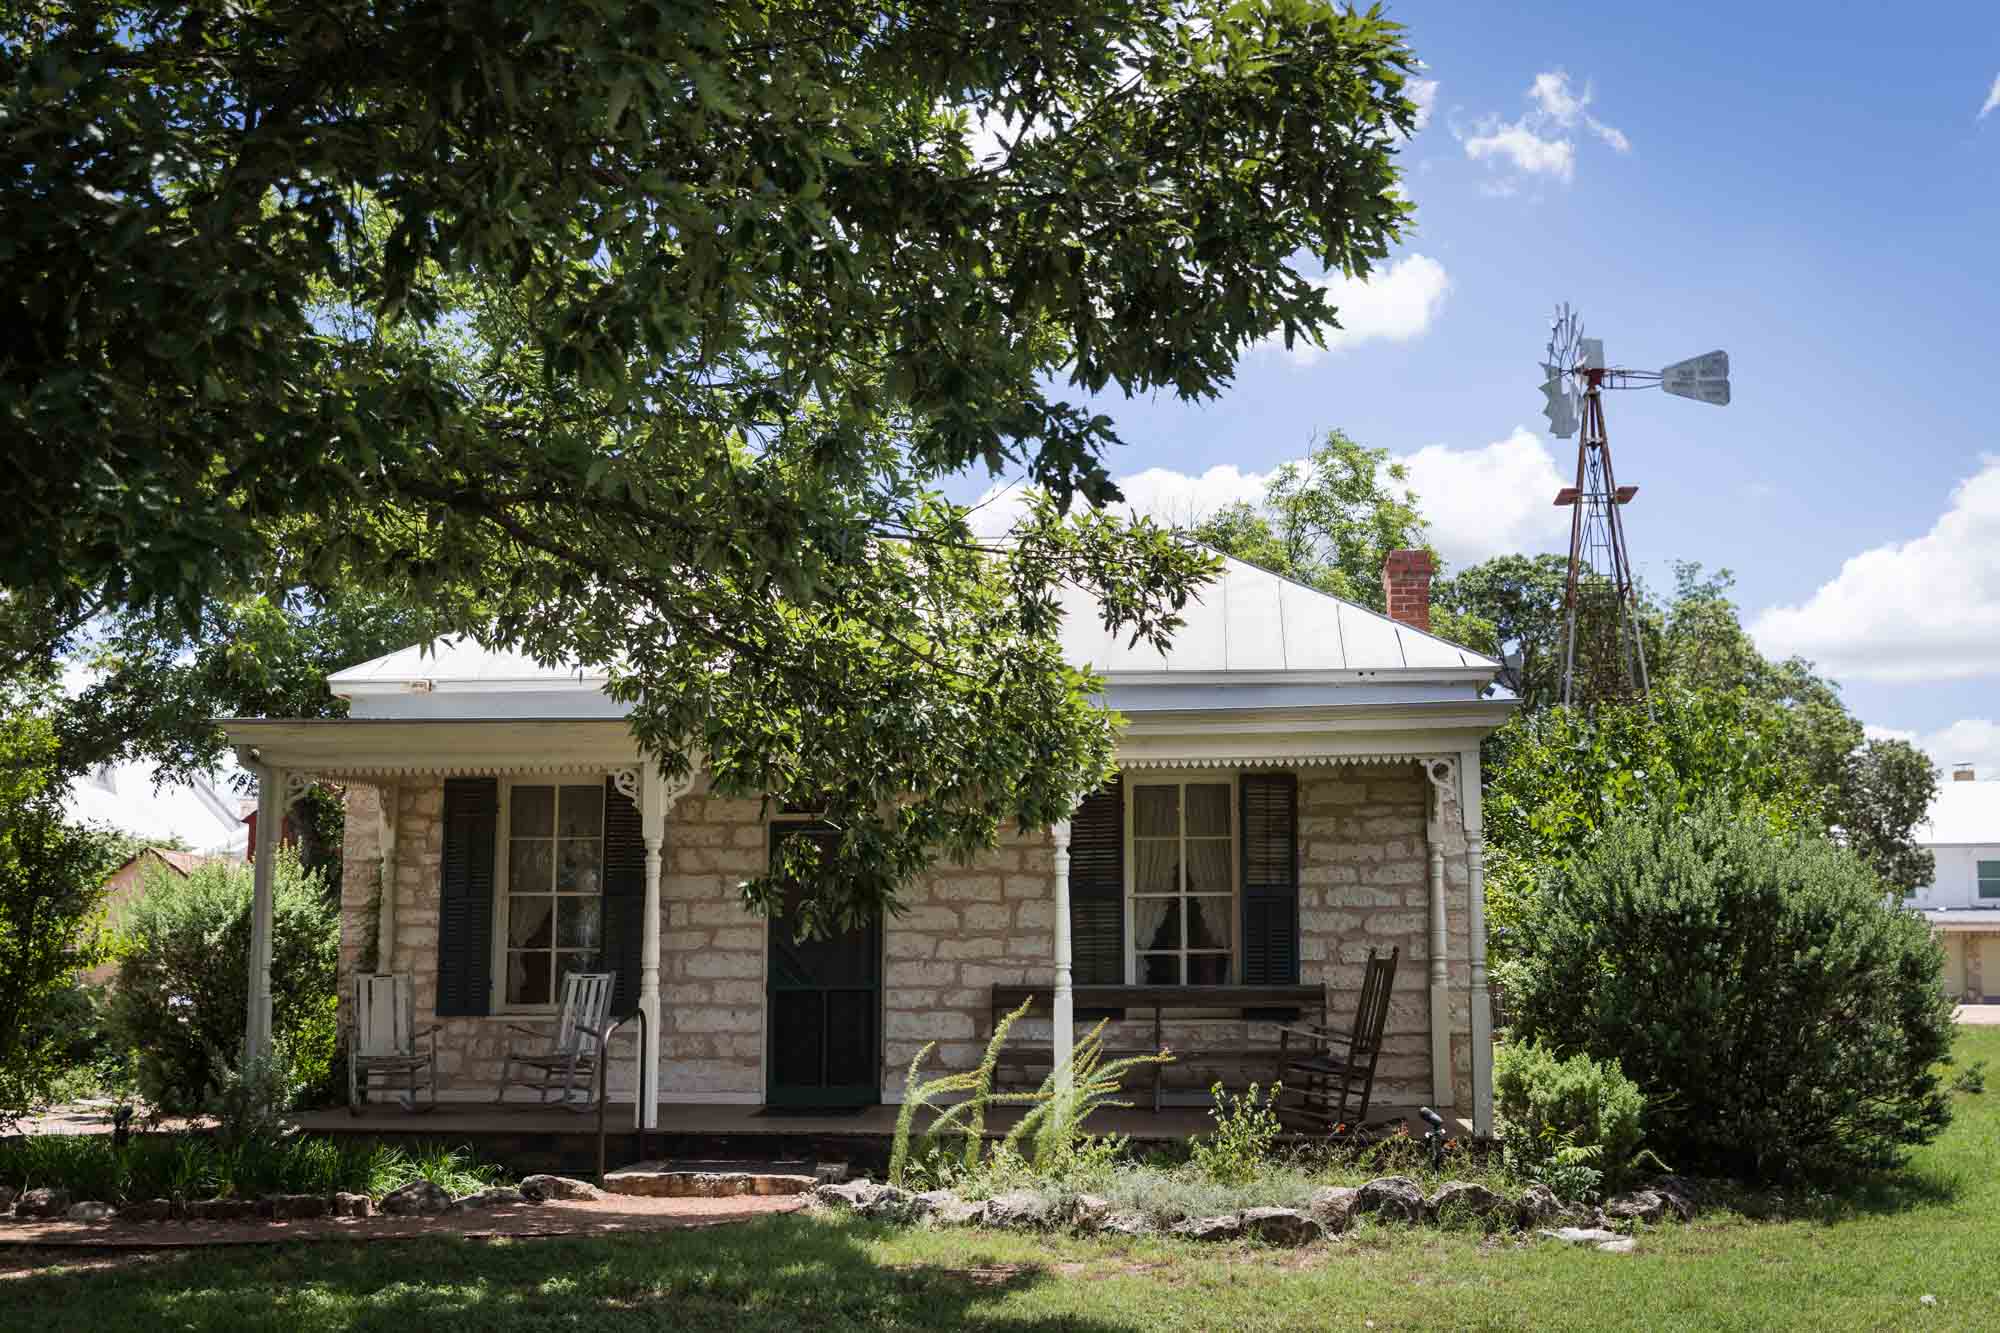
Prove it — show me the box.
[496,971,618,1111]
[346,973,439,1114]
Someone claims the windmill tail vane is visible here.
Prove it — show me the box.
[1538,304,1731,711]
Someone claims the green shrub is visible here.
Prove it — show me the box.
[105,848,337,1114]
[1493,1040,1645,1192]
[1499,800,1955,1182]
[1951,1060,1986,1095]
[0,1133,502,1203]
[1188,1081,1284,1185]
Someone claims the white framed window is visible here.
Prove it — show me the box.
[493,779,606,1010]
[1126,776,1236,985]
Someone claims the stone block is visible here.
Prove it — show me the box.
[886,932,937,959]
[886,1009,975,1040]
[1002,874,1049,899]
[933,876,1002,903]
[961,904,1010,932]
[934,937,1006,961]
[897,906,961,932]
[957,964,1028,988]
[675,1006,760,1034]
[886,961,956,988]
[1005,933,1054,960]
[1012,901,1055,930]
[686,951,762,979]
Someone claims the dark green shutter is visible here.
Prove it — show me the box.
[437,777,497,1016]
[602,778,646,1017]
[1069,777,1124,986]
[1240,772,1299,987]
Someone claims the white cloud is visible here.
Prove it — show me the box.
[1462,69,1628,190]
[1269,253,1451,365]
[1463,122,1576,181]
[1981,73,2000,120]
[1407,78,1439,133]
[1528,70,1630,151]
[967,427,1568,569]
[1750,457,2000,683]
[1867,720,2000,781]
[1398,427,1571,566]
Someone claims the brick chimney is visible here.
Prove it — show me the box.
[1381,549,1435,632]
[1953,763,1976,782]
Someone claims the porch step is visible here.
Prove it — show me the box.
[601,1157,839,1199]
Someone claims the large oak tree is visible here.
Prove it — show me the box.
[3,1,1424,922]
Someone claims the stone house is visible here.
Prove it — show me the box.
[223,552,1513,1130]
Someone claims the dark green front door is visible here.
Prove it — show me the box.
[766,829,880,1108]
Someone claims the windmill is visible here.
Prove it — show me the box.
[1540,304,1730,708]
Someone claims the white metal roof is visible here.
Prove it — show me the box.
[1054,554,1498,677]
[329,638,609,694]
[1917,780,2000,847]
[330,555,1499,708]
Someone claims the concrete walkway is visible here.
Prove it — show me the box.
[1955,1004,2000,1025]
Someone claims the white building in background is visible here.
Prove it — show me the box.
[64,761,248,858]
[1905,764,2000,1003]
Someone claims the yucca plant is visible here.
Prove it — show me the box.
[1001,1020,1172,1177]
[888,998,1042,1187]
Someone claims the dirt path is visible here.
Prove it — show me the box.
[0,1193,804,1253]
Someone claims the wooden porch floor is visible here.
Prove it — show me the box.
[291,1100,1468,1142]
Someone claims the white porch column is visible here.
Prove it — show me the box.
[374,783,400,972]
[1051,817,1075,1089]
[245,762,285,1065]
[634,761,696,1131]
[1423,758,1456,1110]
[1461,746,1494,1135]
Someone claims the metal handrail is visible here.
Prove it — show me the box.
[595,1006,650,1184]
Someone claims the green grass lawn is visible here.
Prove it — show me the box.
[8,1028,1996,1333]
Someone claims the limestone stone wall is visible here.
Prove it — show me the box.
[654,778,769,1098]
[333,758,1477,1110]
[880,827,1058,1088]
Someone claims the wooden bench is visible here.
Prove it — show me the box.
[989,984,1327,1112]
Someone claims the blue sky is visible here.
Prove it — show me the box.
[966,1,2000,777]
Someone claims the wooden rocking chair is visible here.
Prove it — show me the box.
[346,973,439,1114]
[1275,947,1399,1132]
[496,971,617,1111]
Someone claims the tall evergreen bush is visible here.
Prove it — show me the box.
[106,849,339,1113]
[1498,800,1953,1181]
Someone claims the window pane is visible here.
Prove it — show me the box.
[507,950,552,1006]
[559,784,604,838]
[1134,840,1179,894]
[557,838,604,894]
[557,896,602,949]
[1185,783,1230,837]
[1134,898,1181,953]
[508,896,554,948]
[1187,954,1229,985]
[1186,839,1231,893]
[511,786,555,837]
[1186,896,1232,950]
[1133,786,1179,837]
[557,951,603,994]
[1139,953,1180,985]
[510,840,553,894]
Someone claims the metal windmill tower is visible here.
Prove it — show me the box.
[1540,305,1730,708]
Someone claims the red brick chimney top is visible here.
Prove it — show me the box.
[1381,549,1435,633]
